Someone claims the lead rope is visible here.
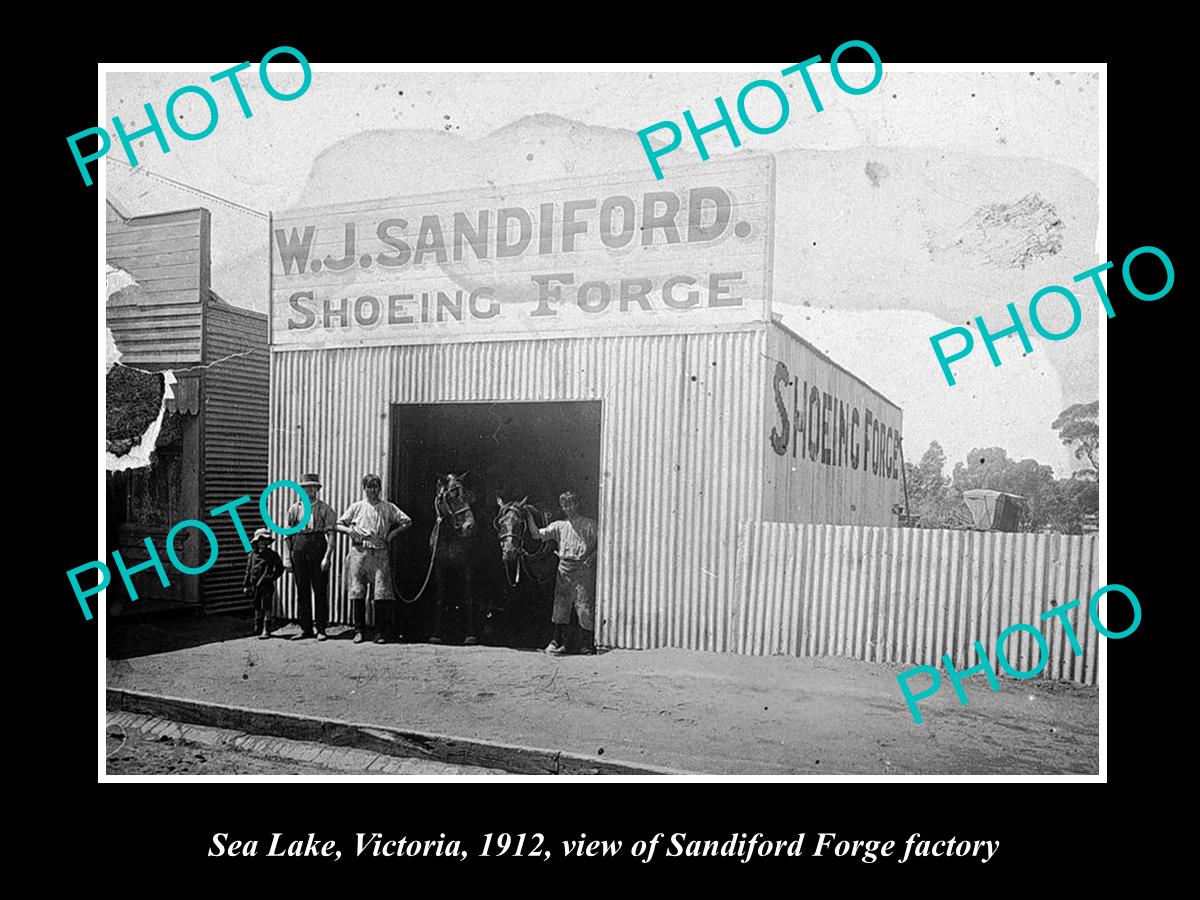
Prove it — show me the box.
[502,555,521,587]
[495,505,555,589]
[396,516,441,605]
[390,492,444,605]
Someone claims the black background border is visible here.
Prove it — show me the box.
[39,16,1181,884]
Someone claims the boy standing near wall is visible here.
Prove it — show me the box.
[244,527,285,640]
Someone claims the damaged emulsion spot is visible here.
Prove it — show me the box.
[106,365,165,457]
[864,161,889,188]
[105,364,179,472]
[105,263,178,471]
[924,192,1065,270]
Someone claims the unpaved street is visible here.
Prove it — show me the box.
[108,616,1098,775]
[105,713,503,775]
[108,723,347,775]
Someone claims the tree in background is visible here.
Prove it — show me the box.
[1052,401,1099,473]
[944,446,1098,534]
[1040,477,1100,534]
[903,405,1102,533]
[902,441,959,527]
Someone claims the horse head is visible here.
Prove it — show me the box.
[493,495,529,563]
[436,472,476,536]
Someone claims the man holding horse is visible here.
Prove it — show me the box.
[336,473,412,644]
[530,489,599,656]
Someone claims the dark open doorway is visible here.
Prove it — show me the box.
[389,401,602,646]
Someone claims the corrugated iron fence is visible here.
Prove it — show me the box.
[731,523,1100,684]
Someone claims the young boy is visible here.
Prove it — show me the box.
[244,527,285,639]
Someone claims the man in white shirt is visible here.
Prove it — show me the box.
[531,489,599,656]
[336,473,412,644]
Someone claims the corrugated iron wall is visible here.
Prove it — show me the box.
[762,322,904,526]
[201,303,270,610]
[268,329,765,649]
[731,523,1100,684]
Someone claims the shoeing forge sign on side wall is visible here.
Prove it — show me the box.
[768,357,903,483]
[270,157,774,348]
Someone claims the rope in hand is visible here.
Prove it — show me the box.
[388,511,443,605]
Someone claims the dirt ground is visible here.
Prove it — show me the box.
[107,616,1099,775]
[104,714,503,776]
[107,724,347,775]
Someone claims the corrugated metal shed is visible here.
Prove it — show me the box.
[106,201,269,613]
[269,328,765,650]
[200,299,270,611]
[106,201,209,367]
[264,161,908,652]
[268,319,905,650]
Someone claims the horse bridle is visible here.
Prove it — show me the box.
[493,501,552,587]
[389,475,470,605]
[436,476,474,532]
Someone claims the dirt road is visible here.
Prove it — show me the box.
[107,723,347,775]
[105,713,504,775]
[108,617,1098,775]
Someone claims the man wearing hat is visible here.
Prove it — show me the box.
[244,528,285,640]
[283,473,338,641]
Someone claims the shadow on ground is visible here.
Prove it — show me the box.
[108,613,254,659]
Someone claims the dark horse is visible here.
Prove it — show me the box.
[429,473,483,645]
[489,496,556,647]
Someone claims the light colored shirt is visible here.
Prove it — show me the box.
[339,499,411,550]
[538,515,598,562]
[286,498,337,534]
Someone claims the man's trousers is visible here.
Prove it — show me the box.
[292,532,329,634]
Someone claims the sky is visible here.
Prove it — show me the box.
[105,65,1101,476]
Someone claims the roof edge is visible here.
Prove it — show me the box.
[769,318,903,414]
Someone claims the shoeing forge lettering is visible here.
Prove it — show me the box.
[768,361,900,480]
[285,272,745,330]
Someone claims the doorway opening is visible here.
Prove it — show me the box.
[389,400,602,647]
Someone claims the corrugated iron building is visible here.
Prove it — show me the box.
[266,159,905,650]
[106,200,269,612]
